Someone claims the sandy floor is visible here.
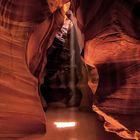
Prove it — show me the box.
[44,107,122,140]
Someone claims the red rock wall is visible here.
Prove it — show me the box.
[0,0,140,139]
[0,0,66,139]
[0,0,50,139]
[71,0,140,139]
[27,9,64,82]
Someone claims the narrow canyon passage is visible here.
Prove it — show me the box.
[0,0,140,139]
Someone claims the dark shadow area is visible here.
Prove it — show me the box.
[40,24,83,108]
[132,1,140,40]
[95,62,127,103]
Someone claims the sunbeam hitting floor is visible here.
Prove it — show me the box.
[45,107,123,140]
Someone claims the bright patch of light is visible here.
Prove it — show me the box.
[54,122,76,128]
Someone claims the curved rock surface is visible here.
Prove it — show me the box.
[0,0,53,139]
[71,0,140,139]
[0,0,140,139]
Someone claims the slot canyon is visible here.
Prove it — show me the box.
[0,0,140,139]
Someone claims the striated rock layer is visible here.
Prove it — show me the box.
[0,0,140,139]
[0,0,55,139]
[71,0,140,139]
